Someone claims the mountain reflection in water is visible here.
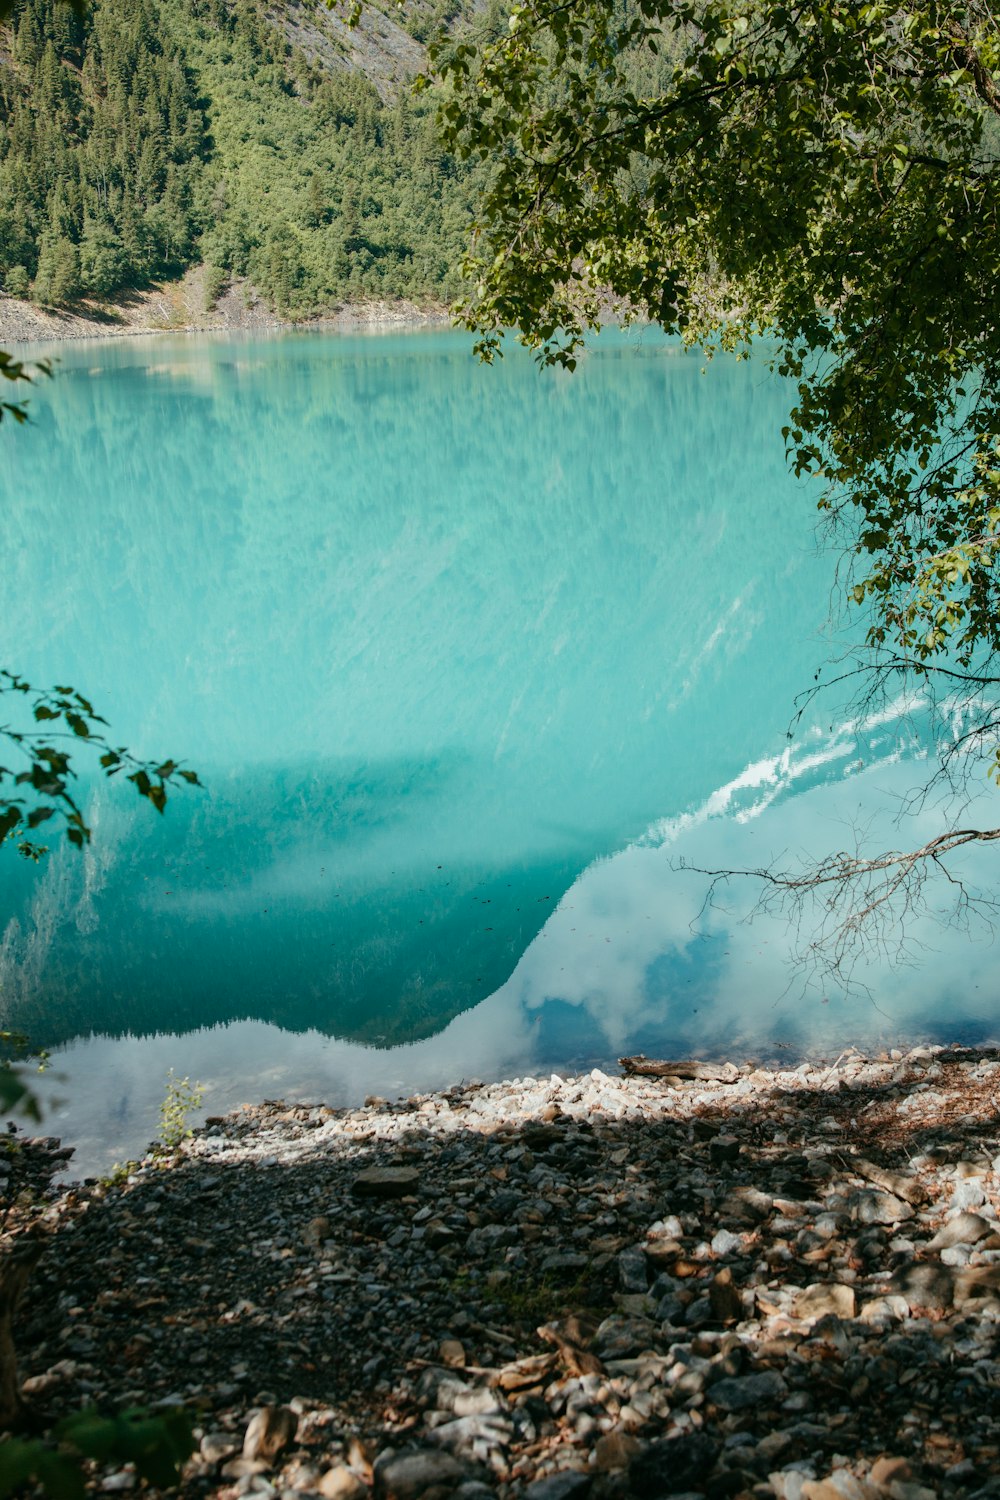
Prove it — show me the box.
[34,733,1000,1177]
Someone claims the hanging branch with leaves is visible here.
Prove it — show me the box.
[0,672,201,861]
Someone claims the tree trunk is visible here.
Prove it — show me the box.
[0,1236,45,1431]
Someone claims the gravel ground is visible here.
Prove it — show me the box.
[7,1043,1000,1500]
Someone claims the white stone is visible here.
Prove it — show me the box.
[951,1180,987,1211]
[803,1470,868,1500]
[658,1215,685,1238]
[711,1229,742,1256]
[859,1295,909,1323]
[769,1476,807,1500]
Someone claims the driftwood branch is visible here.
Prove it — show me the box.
[619,1056,740,1083]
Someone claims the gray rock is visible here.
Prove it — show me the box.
[541,1252,589,1274]
[889,1262,955,1311]
[351,1167,421,1199]
[709,1135,741,1165]
[100,1473,135,1493]
[850,1189,912,1225]
[452,1389,505,1418]
[373,1449,467,1500]
[201,1432,241,1464]
[710,1229,742,1256]
[416,1368,470,1412]
[722,1187,773,1220]
[709,1371,788,1411]
[522,1472,592,1500]
[616,1291,657,1318]
[629,1433,720,1496]
[656,1294,685,1325]
[467,1224,518,1256]
[425,1220,456,1249]
[426,1414,514,1456]
[952,1180,988,1211]
[618,1248,649,1292]
[684,1296,712,1327]
[592,1315,658,1359]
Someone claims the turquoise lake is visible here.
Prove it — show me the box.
[1,328,997,1174]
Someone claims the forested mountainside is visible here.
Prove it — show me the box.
[0,0,484,310]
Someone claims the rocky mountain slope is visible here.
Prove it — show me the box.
[0,0,485,317]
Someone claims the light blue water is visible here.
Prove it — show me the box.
[1,329,997,1173]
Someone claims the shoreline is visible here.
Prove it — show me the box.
[38,1027,977,1187]
[0,269,453,346]
[10,1041,1000,1498]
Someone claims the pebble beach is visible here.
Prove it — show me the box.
[9,1043,1000,1500]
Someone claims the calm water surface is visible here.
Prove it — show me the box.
[1,329,996,1173]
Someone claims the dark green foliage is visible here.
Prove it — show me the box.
[0,0,479,309]
[189,0,480,310]
[432,0,1000,706]
[0,349,50,424]
[0,669,201,860]
[0,0,206,299]
[0,1405,195,1499]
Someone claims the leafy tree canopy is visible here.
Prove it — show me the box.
[430,1,1000,729]
[0,351,49,425]
[0,670,200,861]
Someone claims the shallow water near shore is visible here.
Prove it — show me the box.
[2,328,998,1175]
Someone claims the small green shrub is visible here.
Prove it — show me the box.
[157,1070,203,1150]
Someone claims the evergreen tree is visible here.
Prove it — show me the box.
[0,0,481,308]
[78,214,126,295]
[31,228,79,302]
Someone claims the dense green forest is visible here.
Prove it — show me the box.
[0,0,481,309]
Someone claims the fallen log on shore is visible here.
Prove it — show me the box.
[619,1054,740,1083]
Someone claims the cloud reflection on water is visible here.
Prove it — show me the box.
[41,719,1000,1177]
